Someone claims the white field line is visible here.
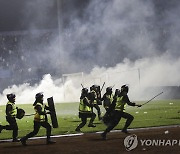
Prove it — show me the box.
[0,125,179,142]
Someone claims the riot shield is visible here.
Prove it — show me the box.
[47,97,59,128]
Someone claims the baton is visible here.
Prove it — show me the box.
[81,84,84,88]
[141,92,163,106]
[100,82,105,92]
[24,113,35,117]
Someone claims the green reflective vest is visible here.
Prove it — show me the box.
[6,101,17,117]
[34,103,46,122]
[115,96,126,111]
[79,97,92,113]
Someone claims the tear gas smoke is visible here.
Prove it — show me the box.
[0,0,180,104]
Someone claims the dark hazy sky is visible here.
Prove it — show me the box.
[0,0,180,93]
[0,0,58,31]
[0,0,178,32]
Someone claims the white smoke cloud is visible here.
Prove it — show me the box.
[0,0,180,105]
[1,53,179,104]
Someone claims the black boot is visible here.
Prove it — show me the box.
[20,137,27,146]
[88,123,96,127]
[0,125,3,133]
[12,138,20,142]
[75,127,81,132]
[101,132,107,140]
[47,140,56,145]
[121,128,130,134]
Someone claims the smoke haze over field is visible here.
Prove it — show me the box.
[0,0,180,104]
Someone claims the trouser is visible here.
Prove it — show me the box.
[93,104,101,118]
[4,116,18,140]
[104,110,134,134]
[77,112,96,129]
[22,121,52,142]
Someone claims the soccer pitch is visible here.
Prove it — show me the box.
[0,100,179,140]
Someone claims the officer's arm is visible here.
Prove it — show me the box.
[123,95,136,106]
[83,98,93,107]
[6,104,12,116]
[35,105,46,115]
[106,97,116,114]
[101,94,105,101]
[124,95,141,107]
[45,105,50,110]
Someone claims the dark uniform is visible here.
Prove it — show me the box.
[102,87,114,111]
[101,85,141,140]
[75,88,96,132]
[0,93,19,142]
[90,85,102,120]
[20,93,56,146]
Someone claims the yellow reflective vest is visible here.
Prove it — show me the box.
[115,96,126,111]
[6,101,17,117]
[79,97,92,113]
[34,103,46,122]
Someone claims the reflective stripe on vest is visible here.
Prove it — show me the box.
[79,97,92,113]
[34,103,46,122]
[115,96,126,111]
[6,102,17,117]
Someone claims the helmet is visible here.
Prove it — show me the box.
[121,85,129,93]
[88,92,95,100]
[115,89,120,96]
[7,93,16,101]
[35,92,44,99]
[90,85,95,91]
[81,88,88,94]
[91,85,98,90]
[106,87,112,92]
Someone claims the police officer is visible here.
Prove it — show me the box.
[102,87,114,111]
[75,88,96,132]
[0,93,19,142]
[101,85,141,140]
[90,85,102,120]
[20,92,56,146]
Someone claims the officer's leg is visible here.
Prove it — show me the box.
[41,121,55,144]
[21,121,41,145]
[0,125,3,133]
[75,113,87,131]
[12,119,18,142]
[88,112,96,127]
[105,114,121,133]
[4,116,14,130]
[94,104,102,120]
[101,111,121,139]
[121,112,134,133]
[5,116,18,142]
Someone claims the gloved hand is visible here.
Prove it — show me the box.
[136,104,142,107]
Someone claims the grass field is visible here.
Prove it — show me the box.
[0,99,180,140]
